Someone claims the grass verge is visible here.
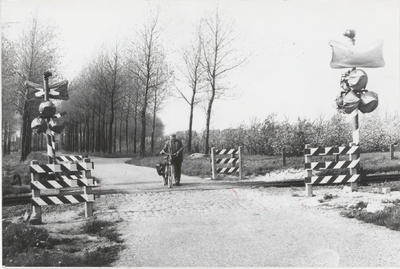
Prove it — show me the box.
[2,217,124,267]
[340,201,400,231]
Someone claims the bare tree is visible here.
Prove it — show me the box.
[13,15,60,161]
[150,65,171,153]
[201,8,246,154]
[88,44,126,153]
[127,14,170,156]
[176,23,206,153]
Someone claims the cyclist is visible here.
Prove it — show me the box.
[160,134,184,186]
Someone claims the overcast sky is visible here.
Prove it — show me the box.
[2,0,399,134]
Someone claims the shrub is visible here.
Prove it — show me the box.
[341,204,400,231]
[81,219,121,242]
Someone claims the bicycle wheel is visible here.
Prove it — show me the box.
[168,166,173,188]
[163,165,168,185]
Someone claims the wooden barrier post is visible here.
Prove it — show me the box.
[390,143,395,160]
[238,146,243,180]
[82,158,93,217]
[230,151,236,168]
[30,160,42,223]
[211,147,216,180]
[304,144,313,197]
[335,145,340,162]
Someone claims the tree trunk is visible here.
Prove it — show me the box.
[134,107,138,154]
[7,125,12,154]
[108,100,114,154]
[114,116,117,153]
[119,113,123,153]
[125,109,129,153]
[151,100,157,154]
[3,122,8,156]
[86,115,90,152]
[188,94,196,154]
[204,91,215,155]
[20,101,32,162]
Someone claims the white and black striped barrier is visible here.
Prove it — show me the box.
[30,156,97,223]
[304,143,360,197]
[210,147,243,180]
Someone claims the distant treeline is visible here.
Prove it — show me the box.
[177,112,400,157]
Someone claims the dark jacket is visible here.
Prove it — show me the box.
[162,138,183,163]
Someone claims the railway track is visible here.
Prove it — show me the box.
[3,174,400,206]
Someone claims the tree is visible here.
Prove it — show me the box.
[84,44,127,153]
[201,8,246,154]
[150,68,170,153]
[177,23,206,153]
[13,15,60,161]
[127,14,170,156]
[1,34,19,155]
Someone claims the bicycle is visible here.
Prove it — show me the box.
[162,153,177,188]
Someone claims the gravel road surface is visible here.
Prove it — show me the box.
[90,157,400,267]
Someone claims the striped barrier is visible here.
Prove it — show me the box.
[32,194,94,207]
[211,147,243,180]
[30,156,97,223]
[304,145,359,156]
[305,159,360,170]
[215,149,239,155]
[216,167,240,174]
[305,174,360,185]
[31,179,77,190]
[30,164,62,174]
[55,173,95,187]
[55,155,84,163]
[304,143,360,197]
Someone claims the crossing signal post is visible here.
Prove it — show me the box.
[25,72,96,224]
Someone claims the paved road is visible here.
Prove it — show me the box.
[91,157,400,267]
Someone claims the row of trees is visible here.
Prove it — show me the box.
[15,109,400,158]
[2,8,245,159]
[2,17,59,160]
[3,10,397,160]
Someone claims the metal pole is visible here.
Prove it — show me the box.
[43,71,56,164]
[351,107,360,145]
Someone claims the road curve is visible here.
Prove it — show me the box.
[90,157,400,267]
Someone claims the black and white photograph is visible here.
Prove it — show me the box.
[2,0,400,267]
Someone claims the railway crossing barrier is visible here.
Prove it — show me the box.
[30,155,97,223]
[304,143,360,197]
[210,147,243,180]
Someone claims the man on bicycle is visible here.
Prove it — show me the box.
[160,134,184,186]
